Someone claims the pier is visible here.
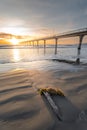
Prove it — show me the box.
[21,28,87,64]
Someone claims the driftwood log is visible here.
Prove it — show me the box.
[43,92,62,121]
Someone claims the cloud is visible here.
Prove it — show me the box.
[0,0,87,35]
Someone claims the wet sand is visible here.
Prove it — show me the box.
[0,68,87,130]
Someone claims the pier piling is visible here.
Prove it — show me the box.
[44,40,46,54]
[55,38,58,55]
[76,35,84,64]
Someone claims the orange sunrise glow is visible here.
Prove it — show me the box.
[9,37,19,45]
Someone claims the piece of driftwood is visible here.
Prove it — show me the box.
[43,92,62,121]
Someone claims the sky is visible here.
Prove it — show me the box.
[0,0,87,38]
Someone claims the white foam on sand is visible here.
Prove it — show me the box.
[0,60,86,73]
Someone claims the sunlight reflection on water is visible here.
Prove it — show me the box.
[12,49,20,62]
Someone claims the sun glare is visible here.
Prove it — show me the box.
[10,38,19,45]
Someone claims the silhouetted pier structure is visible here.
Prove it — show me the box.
[21,28,87,64]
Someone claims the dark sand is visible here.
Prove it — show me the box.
[0,68,87,130]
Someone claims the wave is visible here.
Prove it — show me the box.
[0,57,86,65]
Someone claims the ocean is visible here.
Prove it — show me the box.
[0,44,87,72]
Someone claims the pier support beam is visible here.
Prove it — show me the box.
[27,41,29,46]
[37,41,39,54]
[55,38,58,55]
[29,42,31,46]
[44,40,46,54]
[33,41,34,47]
[31,41,32,46]
[76,35,84,64]
[37,41,39,48]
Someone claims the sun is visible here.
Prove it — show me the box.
[10,37,19,45]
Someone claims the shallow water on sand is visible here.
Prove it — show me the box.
[0,45,87,72]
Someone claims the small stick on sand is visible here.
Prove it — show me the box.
[38,87,64,121]
[43,92,62,121]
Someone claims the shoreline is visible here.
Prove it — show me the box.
[0,68,87,130]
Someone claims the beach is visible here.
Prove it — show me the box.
[0,68,87,130]
[0,0,87,129]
